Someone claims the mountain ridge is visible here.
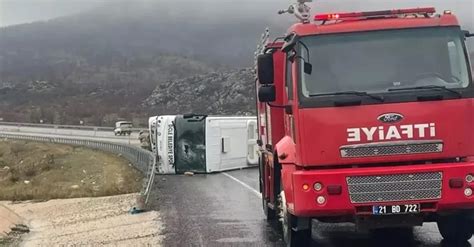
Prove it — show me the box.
[0,1,472,125]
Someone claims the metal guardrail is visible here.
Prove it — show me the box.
[0,132,156,208]
[0,122,145,132]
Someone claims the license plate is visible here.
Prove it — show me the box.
[372,204,420,215]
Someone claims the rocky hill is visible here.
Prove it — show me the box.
[0,0,472,125]
[144,69,255,115]
[0,1,292,125]
[0,54,215,125]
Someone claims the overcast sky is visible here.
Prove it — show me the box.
[0,0,472,28]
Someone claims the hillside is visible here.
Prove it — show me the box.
[0,1,290,125]
[144,68,255,115]
[0,0,472,125]
[0,54,214,125]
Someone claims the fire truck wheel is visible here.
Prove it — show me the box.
[437,214,473,243]
[279,190,312,247]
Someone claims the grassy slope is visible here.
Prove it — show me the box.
[0,141,142,201]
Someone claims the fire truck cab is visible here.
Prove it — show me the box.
[256,2,474,246]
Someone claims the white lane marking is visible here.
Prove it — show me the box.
[222,172,262,198]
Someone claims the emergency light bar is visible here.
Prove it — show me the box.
[314,7,436,21]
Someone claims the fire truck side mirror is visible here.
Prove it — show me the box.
[257,53,274,84]
[258,85,276,102]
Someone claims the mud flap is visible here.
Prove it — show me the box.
[293,216,311,231]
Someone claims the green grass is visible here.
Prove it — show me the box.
[0,141,142,201]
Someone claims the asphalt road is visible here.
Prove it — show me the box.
[150,167,474,247]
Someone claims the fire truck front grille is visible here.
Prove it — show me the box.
[347,172,442,203]
[340,140,443,158]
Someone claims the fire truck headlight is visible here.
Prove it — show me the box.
[464,188,472,197]
[316,196,326,205]
[313,182,323,191]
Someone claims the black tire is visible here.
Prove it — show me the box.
[279,178,311,247]
[437,214,473,243]
[282,206,312,247]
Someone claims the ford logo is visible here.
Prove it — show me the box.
[378,113,404,123]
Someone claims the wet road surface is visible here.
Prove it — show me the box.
[149,168,474,247]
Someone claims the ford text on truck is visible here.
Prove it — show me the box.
[256,1,474,246]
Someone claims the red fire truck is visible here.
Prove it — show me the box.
[256,1,474,246]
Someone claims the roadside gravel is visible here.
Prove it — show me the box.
[2,193,162,246]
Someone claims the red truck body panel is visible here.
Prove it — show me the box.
[289,14,459,37]
[289,162,474,216]
[295,99,474,167]
[257,8,474,224]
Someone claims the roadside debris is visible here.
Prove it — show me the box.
[129,207,144,215]
[10,224,29,233]
[130,194,146,214]
[184,172,194,176]
[138,130,151,151]
[0,204,25,242]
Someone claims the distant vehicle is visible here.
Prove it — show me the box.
[114,121,133,136]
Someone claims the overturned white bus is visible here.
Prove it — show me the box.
[151,114,257,174]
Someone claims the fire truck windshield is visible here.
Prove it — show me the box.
[299,26,471,98]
